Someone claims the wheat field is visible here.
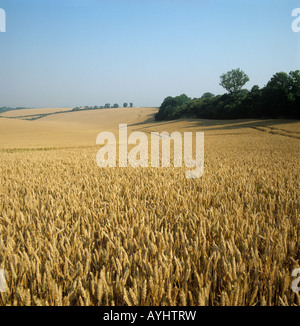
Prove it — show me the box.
[0,107,72,118]
[0,108,299,306]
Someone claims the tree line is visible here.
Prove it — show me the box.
[0,106,27,114]
[73,102,133,111]
[155,69,300,120]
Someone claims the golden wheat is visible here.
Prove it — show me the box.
[0,120,299,306]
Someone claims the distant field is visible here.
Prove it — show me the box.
[0,106,299,147]
[0,107,299,306]
[0,107,158,148]
[0,107,72,118]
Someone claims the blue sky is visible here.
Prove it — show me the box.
[0,0,299,108]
